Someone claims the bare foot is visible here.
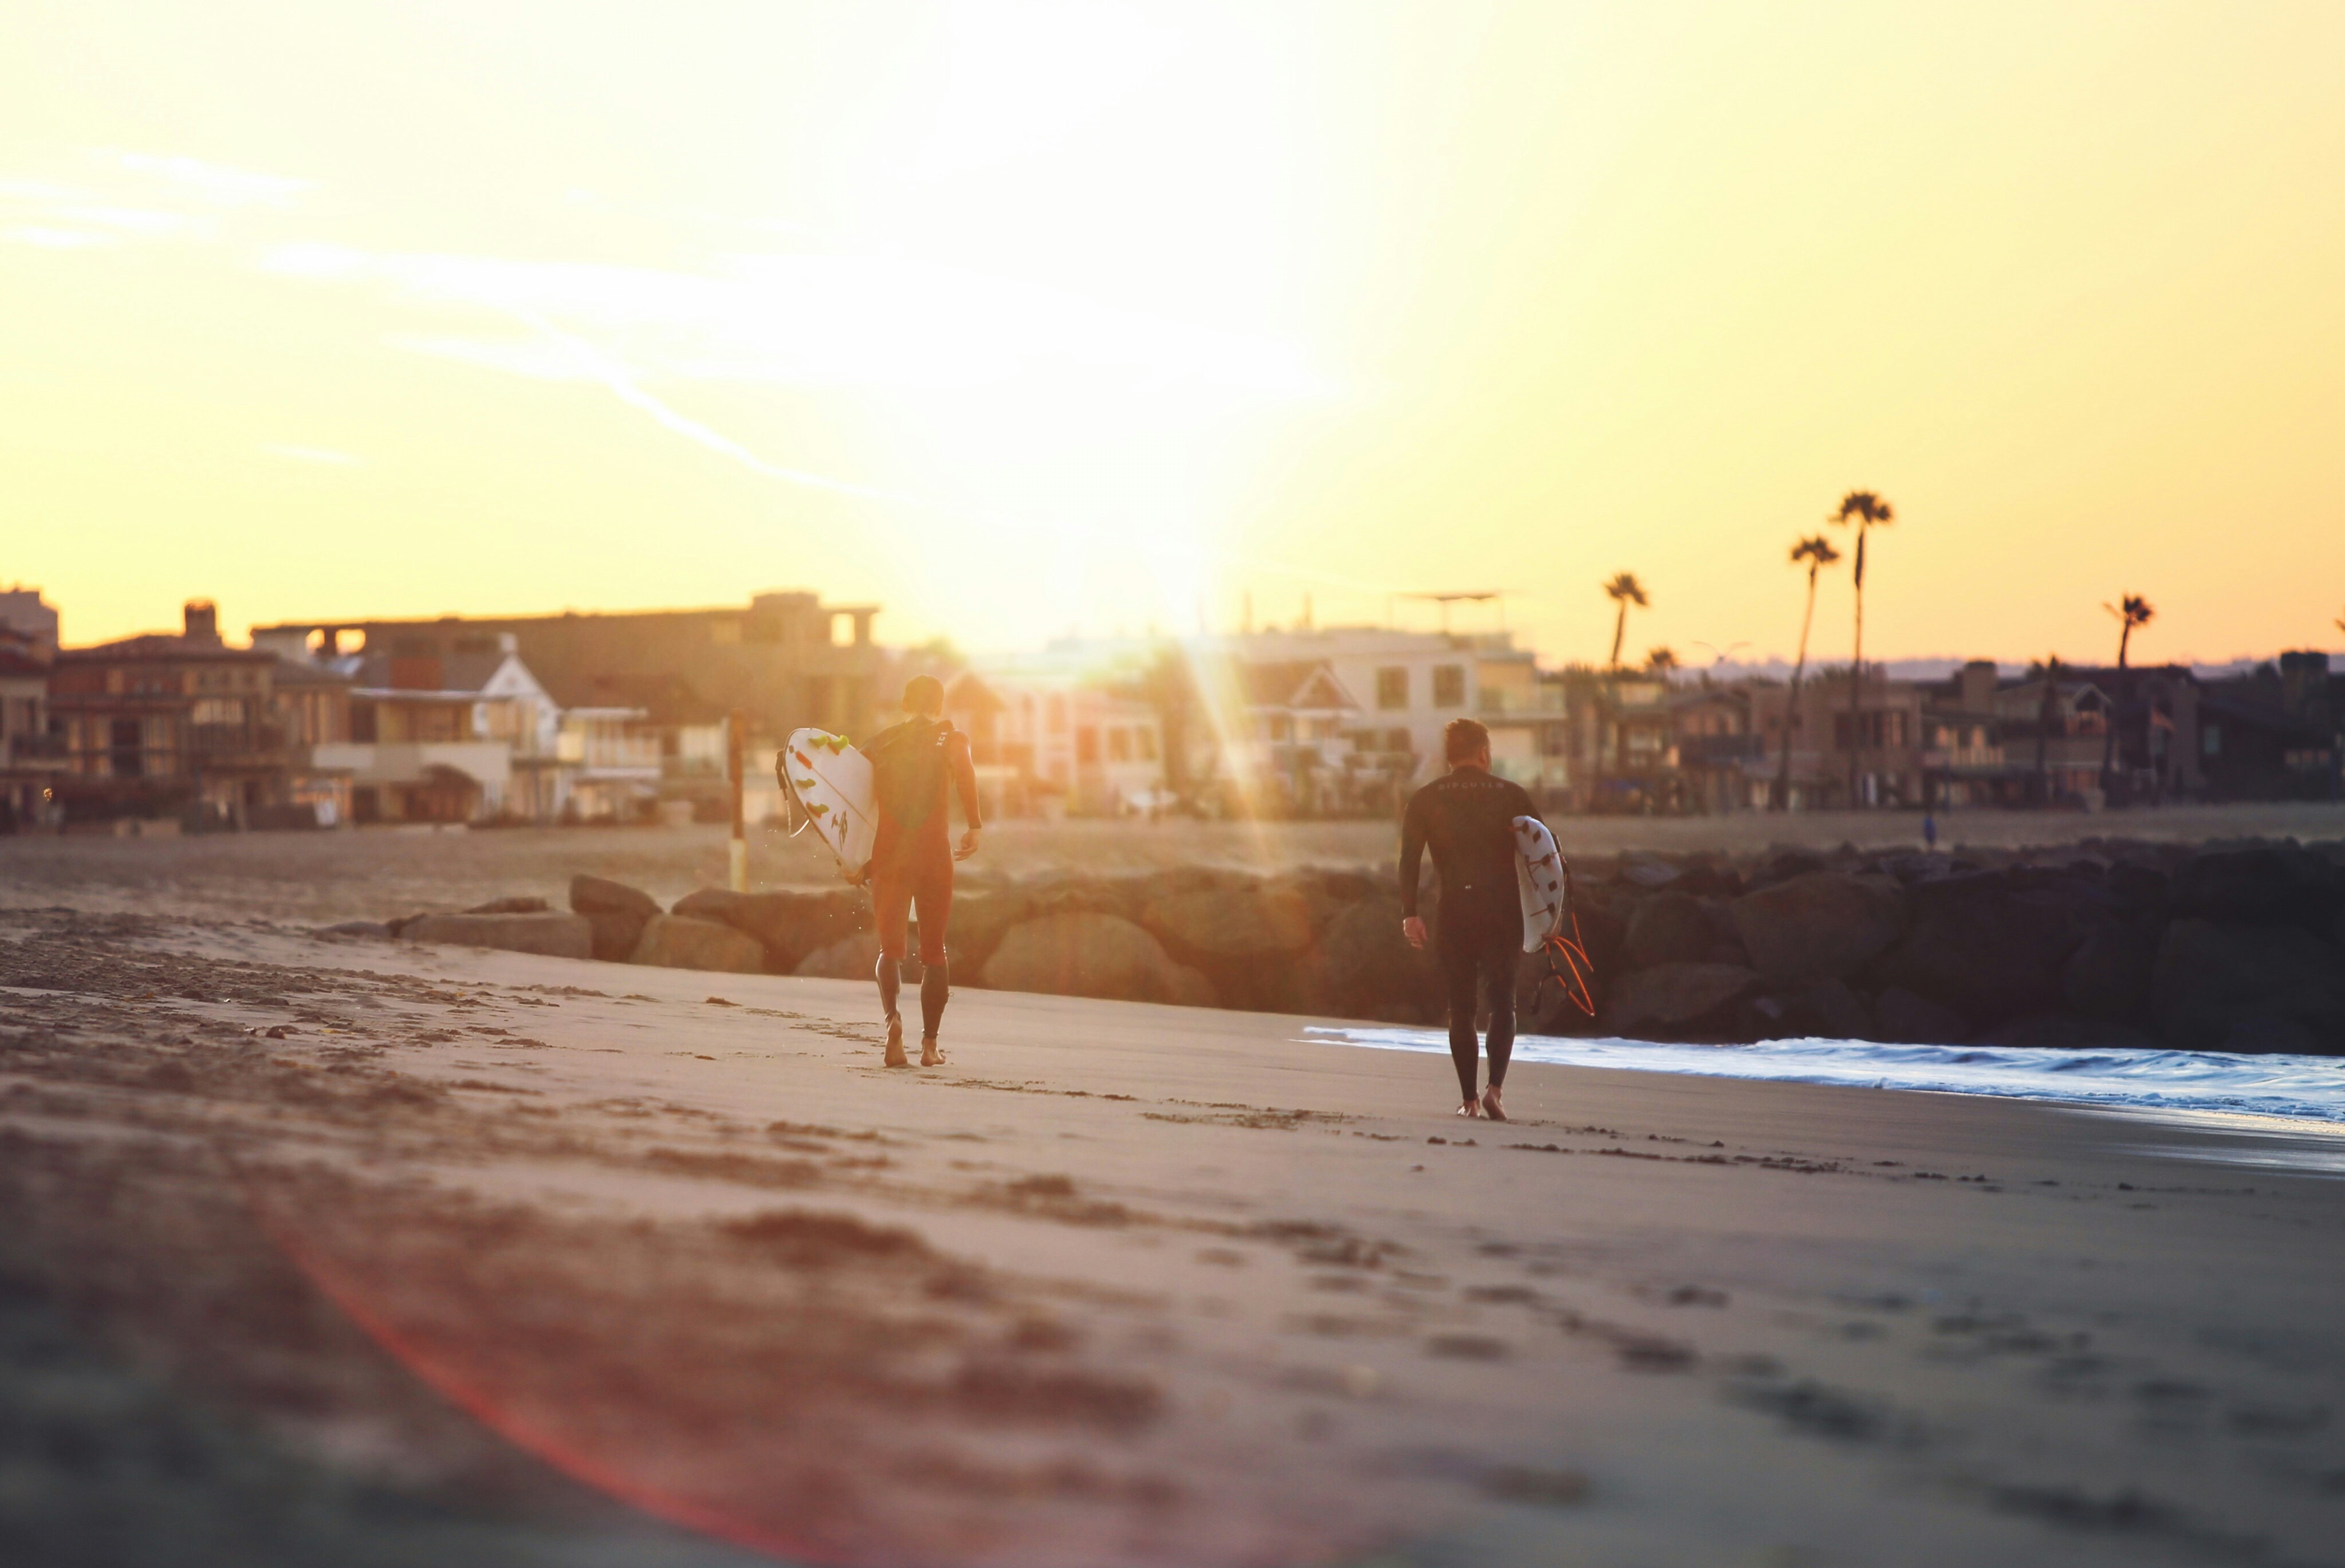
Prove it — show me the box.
[920,1036,946,1068]
[883,1014,909,1069]
[1455,1100,1482,1118]
[1480,1085,1508,1122]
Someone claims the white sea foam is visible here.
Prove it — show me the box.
[1303,1027,2345,1128]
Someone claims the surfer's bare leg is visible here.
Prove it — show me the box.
[1481,946,1517,1121]
[1439,926,1482,1108]
[874,952,910,1067]
[919,964,949,1065]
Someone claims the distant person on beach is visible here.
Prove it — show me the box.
[862,675,983,1069]
[1400,718,1542,1121]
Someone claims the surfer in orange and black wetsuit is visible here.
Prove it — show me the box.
[861,675,983,1068]
[1400,718,1542,1121]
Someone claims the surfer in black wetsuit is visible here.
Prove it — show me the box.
[1400,718,1543,1120]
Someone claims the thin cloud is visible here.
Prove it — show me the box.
[259,443,361,465]
[4,226,110,250]
[1,149,310,251]
[111,151,310,209]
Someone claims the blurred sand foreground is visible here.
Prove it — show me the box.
[2,907,2340,1567]
[5,799,2345,923]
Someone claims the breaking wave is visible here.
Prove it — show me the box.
[1303,1027,2345,1127]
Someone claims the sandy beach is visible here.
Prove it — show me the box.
[4,901,2340,1567]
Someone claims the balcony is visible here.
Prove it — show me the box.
[6,732,68,765]
[1478,688,1568,716]
[1679,733,1763,766]
[187,722,287,759]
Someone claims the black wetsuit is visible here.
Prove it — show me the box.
[1399,766,1541,1104]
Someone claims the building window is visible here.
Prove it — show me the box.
[191,698,245,725]
[1076,726,1099,764]
[1385,727,1411,753]
[1048,695,1067,735]
[1376,667,1407,710]
[2202,724,2221,757]
[1136,728,1158,762]
[1107,728,1131,762]
[1433,665,1465,708]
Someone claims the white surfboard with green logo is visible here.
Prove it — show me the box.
[778,728,879,873]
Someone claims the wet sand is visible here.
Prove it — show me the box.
[3,905,2340,1567]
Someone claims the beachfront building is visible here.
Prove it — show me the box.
[44,602,300,830]
[2187,652,2340,802]
[1747,668,1930,810]
[1478,646,1573,806]
[945,668,1164,818]
[1211,628,1483,789]
[254,590,892,758]
[1672,685,1766,813]
[300,637,560,824]
[1,625,65,832]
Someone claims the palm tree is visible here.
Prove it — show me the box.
[1644,646,1679,676]
[1827,490,1894,807]
[1595,573,1648,793]
[2099,594,2154,799]
[1603,573,1648,671]
[1775,534,1842,810]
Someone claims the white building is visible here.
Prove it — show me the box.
[945,669,1164,818]
[1205,628,1491,784]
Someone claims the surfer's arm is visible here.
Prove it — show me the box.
[1397,791,1429,918]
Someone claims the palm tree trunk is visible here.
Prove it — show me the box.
[2036,657,2059,804]
[2099,624,2130,801]
[1777,566,1817,810]
[1609,602,1627,672]
[1847,527,1866,809]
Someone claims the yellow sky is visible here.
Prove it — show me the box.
[5,1,2342,668]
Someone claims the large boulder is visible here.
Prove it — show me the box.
[2149,919,2345,1051]
[1141,885,1317,964]
[1869,869,2116,1025]
[797,932,884,980]
[570,874,660,961]
[402,912,593,960]
[629,915,768,974]
[1872,987,1970,1044]
[1777,977,1874,1040]
[2061,925,2158,1023]
[1729,873,1907,987]
[2171,845,2344,928]
[671,887,867,972]
[1299,895,1445,1025]
[1749,849,1828,890]
[942,889,1031,971]
[1601,963,1757,1038]
[982,913,1217,1007]
[1142,884,1320,1011]
[1619,891,1717,971]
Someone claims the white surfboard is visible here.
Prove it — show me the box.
[779,728,879,873]
[1513,815,1567,952]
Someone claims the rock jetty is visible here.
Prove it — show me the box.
[360,838,2345,1054]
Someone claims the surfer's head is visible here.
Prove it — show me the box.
[902,673,946,718]
[1443,718,1490,771]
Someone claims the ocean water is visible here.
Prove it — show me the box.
[1303,1026,2345,1128]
